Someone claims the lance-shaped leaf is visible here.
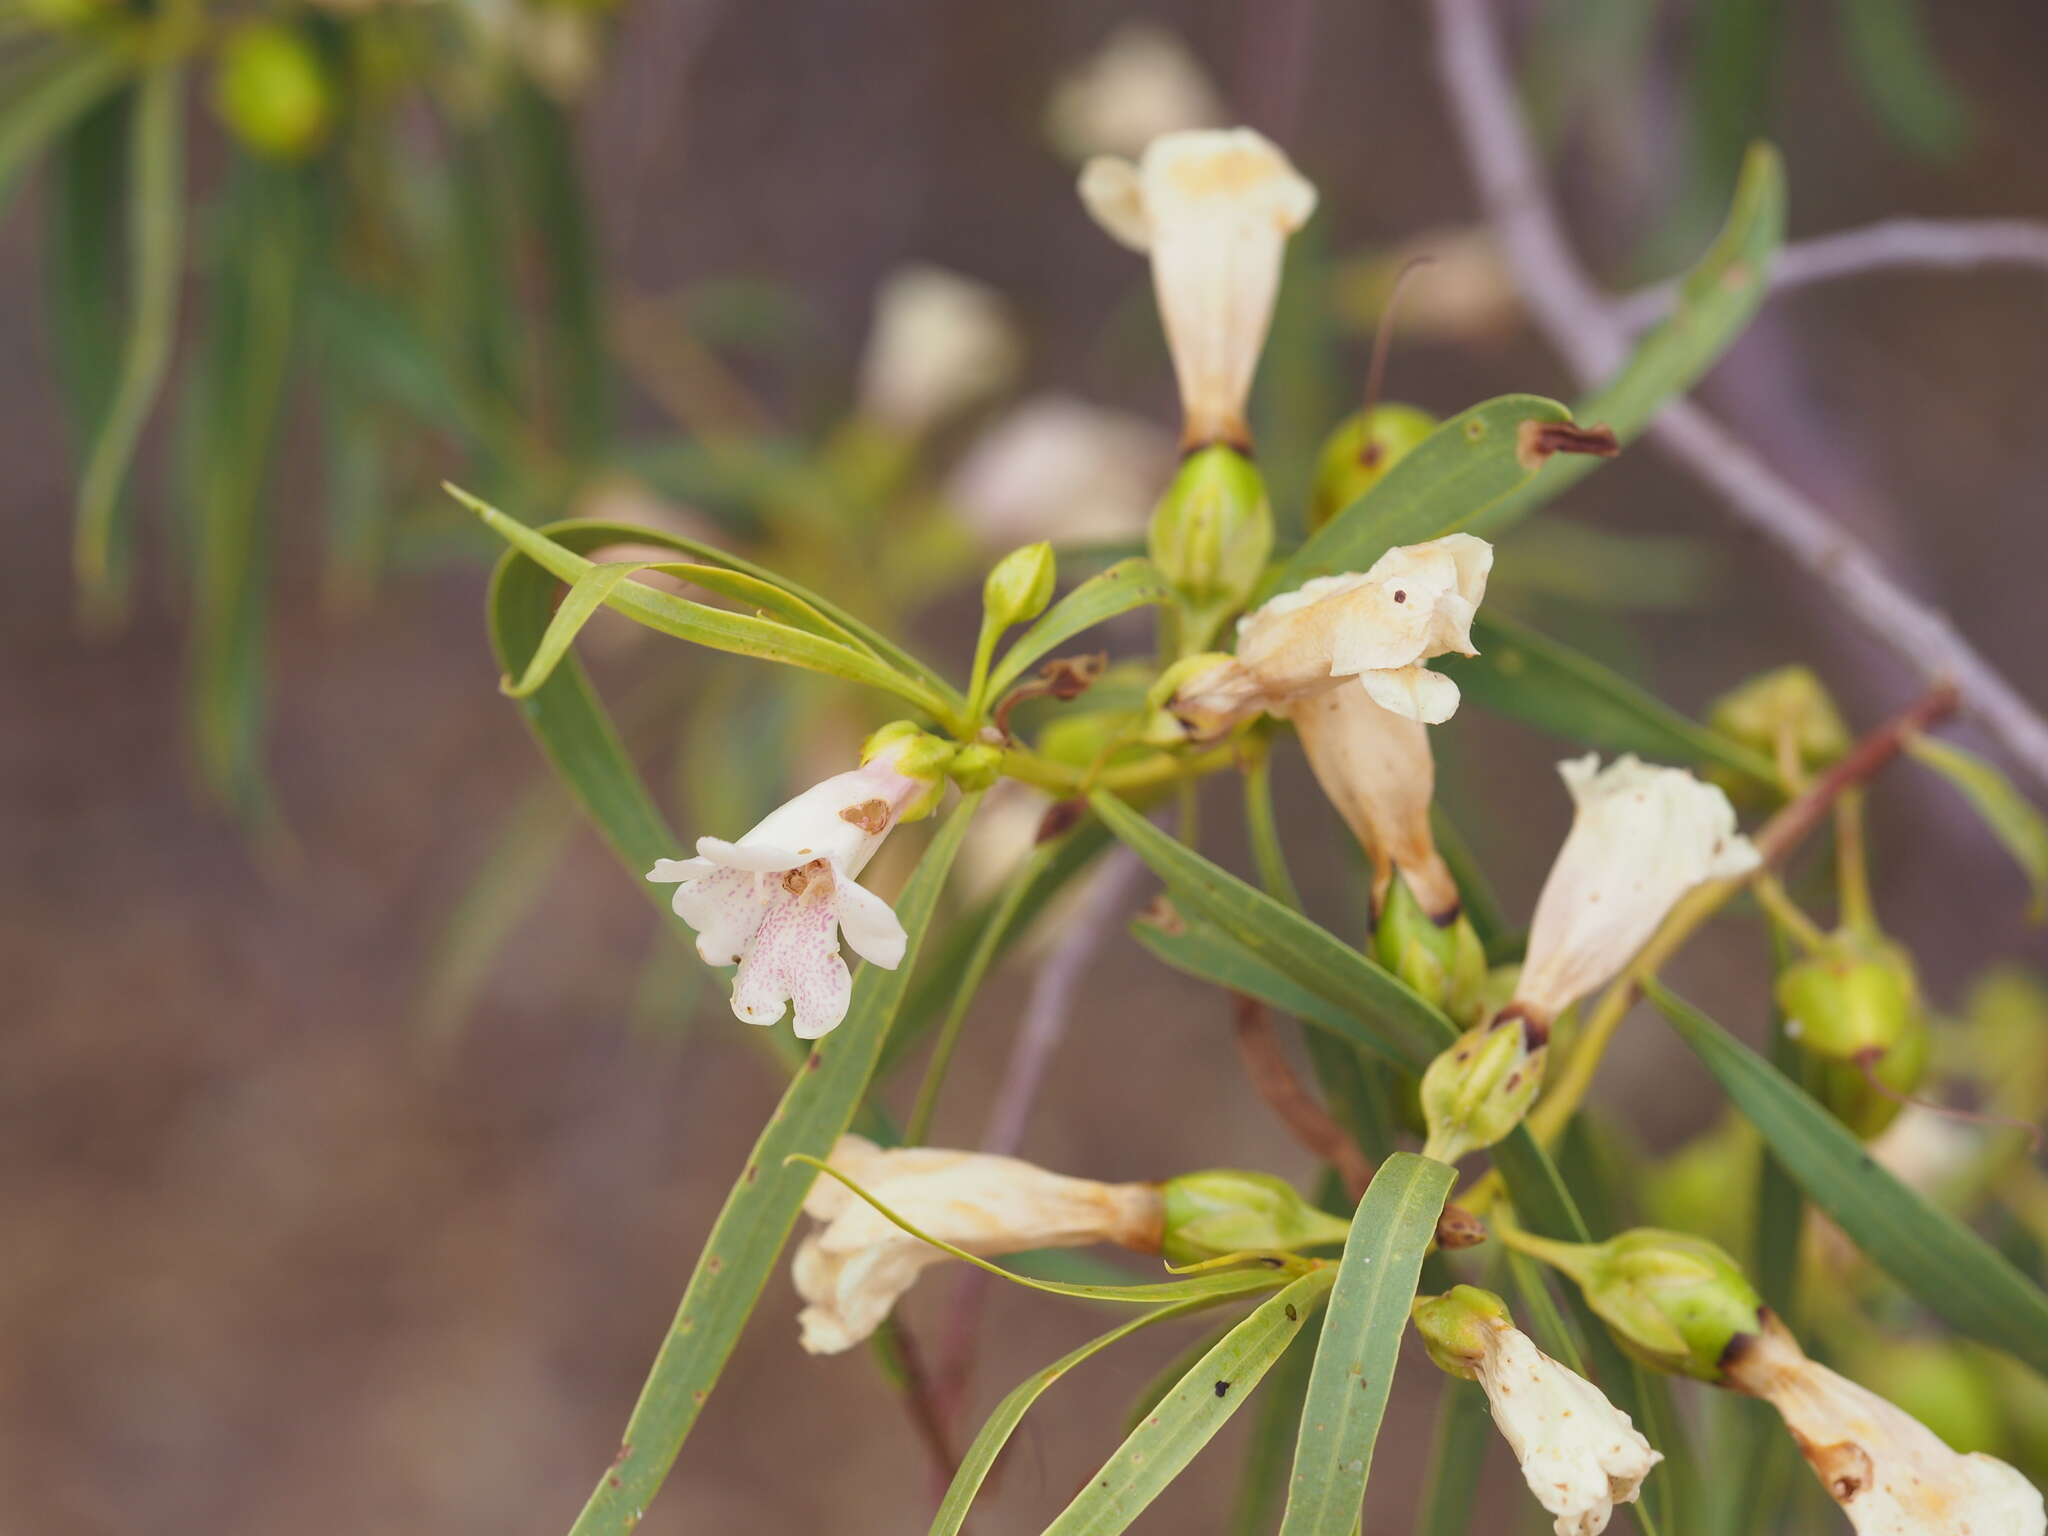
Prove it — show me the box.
[1092,790,1457,1072]
[1474,143,1786,537]
[1277,1153,1456,1534]
[1651,979,2048,1378]
[563,795,980,1536]
[1040,1267,1338,1536]
[1272,393,1577,592]
[1437,612,1777,785]
[984,557,1171,701]
[1905,734,2048,919]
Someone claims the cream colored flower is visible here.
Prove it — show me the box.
[793,1136,1164,1354]
[1175,534,1493,735]
[647,744,934,1039]
[1045,23,1224,162]
[1471,1319,1660,1535]
[857,265,1022,435]
[1079,128,1316,449]
[1286,685,1458,917]
[1727,1315,2044,1535]
[1514,755,1759,1026]
[944,394,1175,548]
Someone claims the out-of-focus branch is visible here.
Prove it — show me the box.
[1613,217,2048,331]
[1230,995,1375,1198]
[1430,0,2048,799]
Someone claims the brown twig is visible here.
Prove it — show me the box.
[1231,995,1376,1197]
[1753,682,1959,865]
[1429,0,2048,799]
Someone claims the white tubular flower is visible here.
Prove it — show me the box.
[1045,23,1224,162]
[1176,534,1492,736]
[944,394,1176,548]
[1079,128,1316,449]
[793,1136,1165,1354]
[1513,755,1759,1027]
[1728,1316,2044,1536]
[646,744,937,1040]
[857,265,1022,436]
[1478,1323,1660,1535]
[1285,685,1458,917]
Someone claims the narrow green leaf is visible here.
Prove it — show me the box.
[564,794,980,1536]
[1093,789,1457,1072]
[984,557,1170,700]
[46,87,128,472]
[1832,0,1972,160]
[1438,612,1778,784]
[1278,1154,1455,1534]
[1475,144,1786,537]
[1905,734,2048,919]
[461,491,959,721]
[1229,1310,1323,1535]
[1753,929,1805,1319]
[73,57,181,623]
[932,1300,1242,1536]
[1041,1267,1338,1536]
[1133,918,1415,1072]
[1274,394,1575,592]
[1651,979,2048,1379]
[0,40,129,215]
[1412,1376,1493,1536]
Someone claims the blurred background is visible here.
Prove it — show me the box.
[8,0,2048,1530]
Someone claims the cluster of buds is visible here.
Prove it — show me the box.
[792,1138,1343,1353]
[647,723,967,1039]
[1414,1285,1660,1535]
[1511,1227,2046,1534]
[1421,756,1759,1163]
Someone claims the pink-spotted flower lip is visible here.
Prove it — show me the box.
[646,754,925,1040]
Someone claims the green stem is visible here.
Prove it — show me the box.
[962,611,1003,726]
[1834,790,1876,936]
[1750,872,1832,955]
[1495,1222,1597,1280]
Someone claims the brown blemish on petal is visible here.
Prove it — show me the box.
[840,799,891,835]
[1516,418,1622,471]
[1793,1434,1874,1507]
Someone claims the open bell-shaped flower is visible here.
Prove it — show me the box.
[1512,754,1760,1030]
[646,729,950,1040]
[1079,128,1316,450]
[1172,533,1493,735]
[1415,1286,1661,1536]
[1724,1313,2044,1535]
[793,1135,1164,1354]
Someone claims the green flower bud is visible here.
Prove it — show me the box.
[212,22,333,162]
[947,742,1003,792]
[1158,1169,1352,1265]
[1374,871,1489,1026]
[1815,1008,1930,1139]
[1517,1227,1766,1383]
[861,721,955,821]
[982,541,1057,629]
[1419,1011,1546,1165]
[1147,445,1272,647]
[1778,935,1927,1136]
[1708,665,1851,774]
[1308,403,1438,530]
[1413,1284,1515,1379]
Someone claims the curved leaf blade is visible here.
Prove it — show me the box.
[1041,1267,1338,1536]
[1651,979,2048,1378]
[1438,611,1777,784]
[1905,734,2048,920]
[1091,789,1457,1072]
[564,795,981,1536]
[985,557,1170,699]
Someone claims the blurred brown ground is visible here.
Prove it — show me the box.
[6,1,2048,1531]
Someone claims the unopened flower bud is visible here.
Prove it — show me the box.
[1518,1227,1765,1383]
[1308,403,1439,530]
[1778,933,1928,1138]
[1376,871,1488,1026]
[213,21,333,161]
[1709,665,1851,775]
[983,541,1058,629]
[1158,1169,1351,1265]
[1420,1011,1546,1165]
[1148,445,1273,643]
